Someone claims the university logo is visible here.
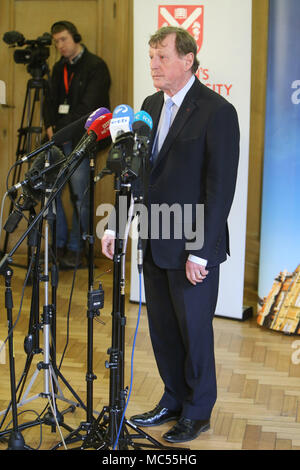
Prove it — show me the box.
[158,5,204,52]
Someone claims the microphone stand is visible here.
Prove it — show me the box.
[51,150,106,450]
[52,138,186,451]
[69,161,181,450]
[0,152,89,449]
[0,264,33,450]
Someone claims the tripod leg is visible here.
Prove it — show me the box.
[3,267,29,450]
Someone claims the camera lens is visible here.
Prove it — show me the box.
[14,48,32,64]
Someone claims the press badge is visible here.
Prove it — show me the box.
[58,104,70,114]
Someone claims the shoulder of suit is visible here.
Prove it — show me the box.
[142,90,164,110]
[144,90,164,103]
[195,80,232,106]
[193,79,237,112]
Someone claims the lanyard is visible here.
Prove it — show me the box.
[63,64,74,95]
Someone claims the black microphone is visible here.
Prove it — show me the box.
[4,146,65,234]
[132,111,153,151]
[8,112,111,195]
[3,31,25,46]
[60,113,112,171]
[7,146,65,196]
[132,111,153,140]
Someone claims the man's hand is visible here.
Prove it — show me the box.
[101,232,115,260]
[185,260,209,286]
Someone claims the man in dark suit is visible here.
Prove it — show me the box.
[102,26,239,443]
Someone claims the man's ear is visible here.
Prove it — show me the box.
[183,52,194,72]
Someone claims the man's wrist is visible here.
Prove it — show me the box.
[187,254,207,267]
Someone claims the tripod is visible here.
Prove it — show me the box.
[0,151,88,449]
[1,68,49,266]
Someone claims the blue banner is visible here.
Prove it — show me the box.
[258,0,300,333]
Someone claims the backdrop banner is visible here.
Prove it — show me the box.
[131,0,252,319]
[257,0,300,334]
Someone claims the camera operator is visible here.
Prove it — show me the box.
[44,21,111,269]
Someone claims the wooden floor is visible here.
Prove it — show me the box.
[0,254,300,451]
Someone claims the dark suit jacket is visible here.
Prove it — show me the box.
[142,77,240,270]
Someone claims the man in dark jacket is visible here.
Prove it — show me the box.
[44,21,111,269]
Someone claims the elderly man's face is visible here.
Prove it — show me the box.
[149,33,193,96]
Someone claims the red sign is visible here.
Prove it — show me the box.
[158,5,204,52]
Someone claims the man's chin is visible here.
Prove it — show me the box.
[152,78,163,90]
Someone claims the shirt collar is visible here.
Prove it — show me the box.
[69,46,84,65]
[163,74,195,108]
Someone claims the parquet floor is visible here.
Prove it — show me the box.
[1,254,300,451]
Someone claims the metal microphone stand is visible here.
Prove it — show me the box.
[72,171,177,450]
[0,264,33,450]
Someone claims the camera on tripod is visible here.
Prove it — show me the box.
[3,31,51,77]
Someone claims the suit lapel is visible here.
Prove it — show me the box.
[154,101,196,168]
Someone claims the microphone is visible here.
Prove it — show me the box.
[61,113,112,169]
[132,111,153,162]
[109,104,134,142]
[132,111,153,138]
[112,104,134,119]
[3,31,25,46]
[4,146,65,234]
[84,107,110,129]
[8,146,66,196]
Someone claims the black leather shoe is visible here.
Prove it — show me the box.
[130,405,180,427]
[163,417,210,443]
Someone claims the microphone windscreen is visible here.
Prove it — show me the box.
[84,107,111,129]
[112,104,134,122]
[109,104,134,142]
[53,113,90,146]
[132,122,151,138]
[133,111,153,130]
[3,31,25,45]
[23,146,65,201]
[87,113,112,141]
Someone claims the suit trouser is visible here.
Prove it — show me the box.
[143,246,220,420]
